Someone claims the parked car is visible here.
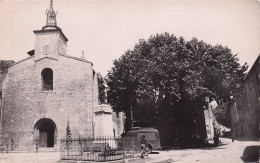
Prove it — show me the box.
[123,127,161,153]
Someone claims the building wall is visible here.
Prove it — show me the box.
[204,106,215,143]
[230,101,238,137]
[1,54,98,148]
[0,60,15,144]
[112,112,125,137]
[34,31,67,61]
[230,55,260,139]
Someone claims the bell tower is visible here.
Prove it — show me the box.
[33,0,68,62]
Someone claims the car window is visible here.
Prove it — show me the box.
[138,133,157,140]
[125,133,135,138]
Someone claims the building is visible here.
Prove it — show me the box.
[230,54,260,139]
[204,105,215,143]
[0,1,99,149]
[0,60,15,112]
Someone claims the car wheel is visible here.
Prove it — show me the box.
[145,144,153,154]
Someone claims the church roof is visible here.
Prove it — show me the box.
[244,54,260,80]
[27,50,35,56]
[33,28,68,41]
[59,54,93,65]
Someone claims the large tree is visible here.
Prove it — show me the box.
[106,33,247,133]
[212,102,231,127]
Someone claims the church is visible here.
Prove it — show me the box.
[0,0,100,149]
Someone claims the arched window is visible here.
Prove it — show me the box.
[41,68,53,91]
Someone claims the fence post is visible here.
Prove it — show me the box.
[79,137,82,161]
[132,138,134,157]
[104,136,107,162]
[123,138,125,159]
[60,139,62,160]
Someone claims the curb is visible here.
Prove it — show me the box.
[59,158,134,163]
[59,157,173,163]
[145,158,173,163]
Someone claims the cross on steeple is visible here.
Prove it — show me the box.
[45,0,58,28]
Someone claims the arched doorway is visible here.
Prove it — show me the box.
[34,118,57,147]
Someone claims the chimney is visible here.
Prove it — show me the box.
[81,51,86,59]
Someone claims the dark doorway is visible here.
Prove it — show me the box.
[34,118,56,147]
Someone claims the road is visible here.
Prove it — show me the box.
[0,138,259,163]
[149,138,260,163]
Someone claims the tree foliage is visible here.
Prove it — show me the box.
[106,33,247,132]
[212,102,230,127]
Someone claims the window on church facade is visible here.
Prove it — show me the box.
[41,68,53,91]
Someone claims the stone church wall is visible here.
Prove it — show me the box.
[1,55,97,149]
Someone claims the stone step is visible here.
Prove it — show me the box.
[38,147,60,152]
[4,147,60,153]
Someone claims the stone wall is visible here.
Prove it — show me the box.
[230,55,260,138]
[204,106,215,143]
[0,60,15,144]
[112,112,125,137]
[1,55,98,149]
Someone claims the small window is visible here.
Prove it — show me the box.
[41,68,53,91]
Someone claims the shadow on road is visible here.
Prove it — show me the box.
[236,138,259,142]
[240,145,260,163]
[199,142,229,150]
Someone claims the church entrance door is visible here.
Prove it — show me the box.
[39,132,47,146]
[34,118,57,147]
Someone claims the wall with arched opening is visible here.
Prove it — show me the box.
[34,118,57,147]
[41,68,53,91]
[1,52,98,149]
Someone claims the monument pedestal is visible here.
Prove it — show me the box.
[94,105,116,148]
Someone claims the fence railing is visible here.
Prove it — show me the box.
[60,136,140,161]
[43,84,52,91]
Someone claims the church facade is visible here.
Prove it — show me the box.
[0,0,99,149]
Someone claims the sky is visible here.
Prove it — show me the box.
[0,0,260,76]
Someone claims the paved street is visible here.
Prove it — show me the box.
[0,138,259,163]
[148,138,260,163]
[0,151,60,163]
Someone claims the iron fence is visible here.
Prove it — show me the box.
[43,84,52,91]
[60,136,140,161]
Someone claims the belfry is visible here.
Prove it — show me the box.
[45,0,58,28]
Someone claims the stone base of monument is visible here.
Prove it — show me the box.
[92,140,117,151]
